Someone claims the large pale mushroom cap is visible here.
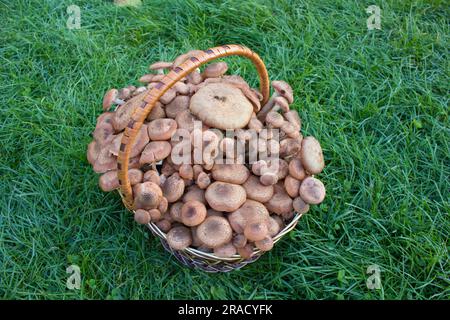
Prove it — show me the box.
[189,83,253,130]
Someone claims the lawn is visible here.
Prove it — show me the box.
[0,0,448,300]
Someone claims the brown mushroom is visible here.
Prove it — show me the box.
[196,172,211,189]
[211,164,250,184]
[196,216,233,248]
[182,185,206,203]
[133,182,163,210]
[265,111,284,128]
[162,173,185,203]
[242,175,274,203]
[143,170,161,185]
[189,83,253,130]
[279,137,302,158]
[102,89,124,111]
[128,168,143,186]
[284,175,300,198]
[165,95,190,119]
[166,226,192,250]
[178,164,194,180]
[93,143,117,173]
[156,219,172,233]
[237,244,254,259]
[112,90,147,131]
[265,187,293,215]
[288,158,306,180]
[205,181,247,212]
[92,121,115,147]
[255,236,274,251]
[139,141,171,165]
[202,62,228,78]
[266,216,281,237]
[293,196,310,214]
[284,110,301,130]
[228,199,269,234]
[175,109,197,132]
[148,208,162,222]
[98,170,120,192]
[147,118,177,141]
[149,61,173,74]
[181,200,207,226]
[146,102,166,121]
[134,209,151,225]
[158,196,169,214]
[232,234,247,248]
[300,136,325,174]
[213,242,237,258]
[169,202,183,222]
[299,177,326,205]
[244,221,268,242]
[281,121,300,139]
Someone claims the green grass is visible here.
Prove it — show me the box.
[0,0,448,300]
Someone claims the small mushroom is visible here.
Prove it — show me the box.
[158,197,169,214]
[259,172,278,186]
[265,111,284,129]
[93,122,114,147]
[147,118,177,141]
[255,236,274,252]
[189,83,254,130]
[293,196,310,214]
[205,181,247,212]
[134,209,151,225]
[133,182,163,210]
[165,96,190,119]
[169,202,183,222]
[166,226,192,250]
[196,172,211,189]
[159,87,177,105]
[228,199,269,233]
[279,137,302,158]
[172,50,204,68]
[179,164,194,180]
[102,89,125,111]
[257,81,293,121]
[143,170,161,185]
[251,160,267,176]
[284,175,300,198]
[181,200,207,226]
[118,87,132,100]
[202,62,228,78]
[93,143,117,173]
[299,177,326,205]
[192,164,204,180]
[162,173,185,203]
[248,113,264,133]
[149,61,173,74]
[232,234,247,248]
[112,90,147,131]
[237,244,254,259]
[196,216,233,248]
[175,109,197,132]
[98,170,120,192]
[288,158,306,181]
[300,136,325,174]
[146,102,166,121]
[272,96,290,113]
[182,185,205,203]
[244,221,268,242]
[214,242,237,258]
[281,121,300,139]
[139,141,171,165]
[156,219,172,233]
[242,175,274,203]
[148,208,162,222]
[129,168,144,186]
[211,164,250,184]
[187,70,203,85]
[266,216,281,237]
[284,110,301,130]
[265,187,293,215]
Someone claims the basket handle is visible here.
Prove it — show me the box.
[117,44,270,209]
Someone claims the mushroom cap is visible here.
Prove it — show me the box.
[232,234,247,248]
[181,200,207,226]
[266,216,282,237]
[139,141,171,165]
[149,61,173,70]
[284,175,300,198]
[300,136,325,174]
[280,137,302,158]
[273,96,290,112]
[237,244,254,259]
[242,175,274,203]
[211,164,250,184]
[202,62,228,78]
[166,226,192,250]
[147,102,166,121]
[102,89,119,111]
[175,109,198,132]
[130,124,150,158]
[182,185,206,203]
[265,187,293,215]
[189,83,253,130]
[196,172,211,189]
[179,164,194,180]
[299,177,326,205]
[93,143,117,173]
[148,208,162,221]
[128,168,144,186]
[158,196,169,214]
[143,170,161,185]
[173,50,204,67]
[255,236,274,251]
[260,172,278,186]
[99,170,119,192]
[284,110,301,130]
[251,160,267,176]
[162,173,185,203]
[169,202,183,222]
[213,242,237,258]
[228,199,269,233]
[113,90,147,131]
[147,118,177,141]
[134,209,151,225]
[293,196,310,214]
[244,221,269,242]
[133,181,163,210]
[93,119,115,146]
[288,158,306,180]
[271,80,293,104]
[265,111,284,128]
[205,181,247,212]
[165,95,190,119]
[196,216,233,248]
[156,219,172,233]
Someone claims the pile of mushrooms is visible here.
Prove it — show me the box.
[87,51,326,259]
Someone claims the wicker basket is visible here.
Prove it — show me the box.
[116,44,303,272]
